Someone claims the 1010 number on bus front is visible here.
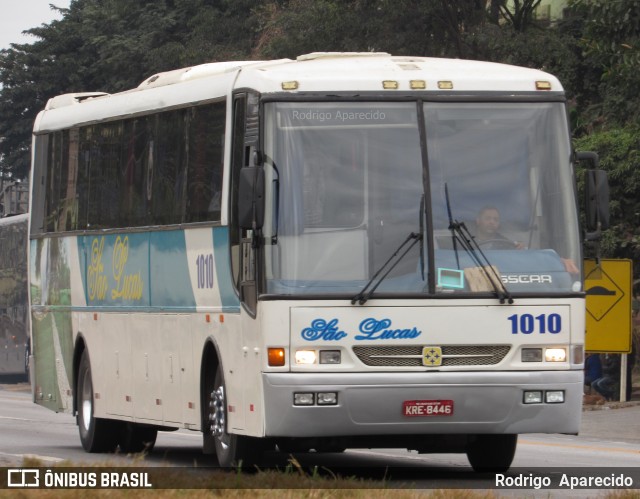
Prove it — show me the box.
[507,313,562,334]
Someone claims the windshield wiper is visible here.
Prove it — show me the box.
[444,184,513,304]
[351,231,423,305]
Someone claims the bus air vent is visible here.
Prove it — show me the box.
[352,345,511,367]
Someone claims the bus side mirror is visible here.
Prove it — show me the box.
[238,166,265,230]
[578,152,610,236]
[585,169,610,232]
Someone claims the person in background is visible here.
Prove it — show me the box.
[584,353,602,393]
[591,353,621,401]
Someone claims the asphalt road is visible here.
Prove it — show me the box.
[1,381,639,491]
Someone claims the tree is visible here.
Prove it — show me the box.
[570,0,640,128]
[499,0,543,32]
[253,0,541,60]
[565,1,640,272]
[0,2,92,180]
[575,127,640,263]
[0,0,264,179]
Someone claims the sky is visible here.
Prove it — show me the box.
[0,1,72,51]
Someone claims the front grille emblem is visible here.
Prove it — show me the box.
[422,346,443,367]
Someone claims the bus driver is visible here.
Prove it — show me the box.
[474,206,525,250]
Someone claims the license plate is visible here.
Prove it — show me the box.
[403,400,454,417]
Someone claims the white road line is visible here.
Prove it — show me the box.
[0,416,41,423]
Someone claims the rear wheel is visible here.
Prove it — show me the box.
[77,350,118,452]
[466,434,517,472]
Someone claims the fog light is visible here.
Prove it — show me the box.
[522,348,542,362]
[317,392,338,405]
[545,390,565,403]
[295,350,317,365]
[294,393,314,406]
[545,348,566,362]
[320,350,341,364]
[523,390,543,404]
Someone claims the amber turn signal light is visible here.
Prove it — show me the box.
[268,348,286,367]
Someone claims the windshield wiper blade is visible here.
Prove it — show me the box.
[351,232,422,305]
[445,184,461,271]
[448,221,513,304]
[444,184,513,304]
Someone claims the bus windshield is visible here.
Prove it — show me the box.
[262,100,580,298]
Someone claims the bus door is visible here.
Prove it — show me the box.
[228,92,265,431]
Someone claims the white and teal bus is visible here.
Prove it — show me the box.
[29,53,607,471]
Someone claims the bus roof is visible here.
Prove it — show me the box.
[34,53,564,133]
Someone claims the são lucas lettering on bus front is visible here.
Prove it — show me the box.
[301,317,422,341]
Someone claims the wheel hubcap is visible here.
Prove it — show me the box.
[209,385,225,438]
[81,372,92,432]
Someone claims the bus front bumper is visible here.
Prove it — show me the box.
[262,370,582,437]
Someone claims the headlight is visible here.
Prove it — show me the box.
[521,347,568,363]
[545,348,567,362]
[295,350,317,365]
[319,350,341,364]
[522,348,542,362]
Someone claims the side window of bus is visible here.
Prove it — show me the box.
[185,101,225,223]
[43,129,84,233]
[151,110,185,225]
[38,101,226,232]
[85,116,148,228]
[44,131,69,231]
[30,135,49,234]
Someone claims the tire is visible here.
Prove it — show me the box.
[205,365,261,467]
[118,423,158,454]
[77,350,118,453]
[466,434,517,472]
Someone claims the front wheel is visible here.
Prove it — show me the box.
[466,434,517,472]
[206,366,261,467]
[77,350,118,453]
